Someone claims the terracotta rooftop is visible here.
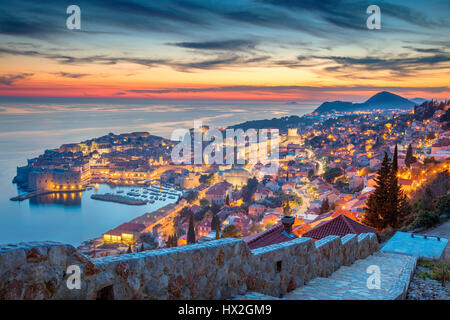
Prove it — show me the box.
[104,222,146,236]
[243,222,297,250]
[302,214,376,240]
[206,181,232,195]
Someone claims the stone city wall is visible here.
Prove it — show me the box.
[0,233,379,300]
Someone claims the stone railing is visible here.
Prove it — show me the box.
[0,233,379,300]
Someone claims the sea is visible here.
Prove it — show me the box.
[0,97,315,246]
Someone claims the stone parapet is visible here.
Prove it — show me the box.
[0,233,379,300]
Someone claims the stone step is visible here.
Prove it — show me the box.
[232,252,417,300]
[282,252,416,300]
[284,277,390,300]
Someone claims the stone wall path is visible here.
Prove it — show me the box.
[233,252,417,300]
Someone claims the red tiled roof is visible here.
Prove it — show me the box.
[206,181,232,195]
[105,222,146,236]
[302,214,376,240]
[243,223,297,250]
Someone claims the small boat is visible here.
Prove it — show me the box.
[168,196,175,199]
[149,200,155,204]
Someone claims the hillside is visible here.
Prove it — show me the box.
[314,91,416,114]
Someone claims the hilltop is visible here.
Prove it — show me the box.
[314,91,416,114]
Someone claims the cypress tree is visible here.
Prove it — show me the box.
[215,217,221,240]
[363,152,392,229]
[387,150,400,228]
[211,214,218,231]
[283,200,292,216]
[187,213,196,244]
[392,144,398,173]
[320,198,330,214]
[405,144,416,168]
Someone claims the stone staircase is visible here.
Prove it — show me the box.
[233,252,417,300]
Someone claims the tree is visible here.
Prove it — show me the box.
[364,151,411,230]
[323,167,343,184]
[215,217,221,240]
[363,152,393,229]
[166,233,178,248]
[187,214,196,244]
[392,144,398,173]
[222,224,242,238]
[225,194,231,206]
[185,190,198,203]
[320,198,330,214]
[180,206,194,219]
[211,214,219,231]
[249,223,264,235]
[405,144,416,168]
[435,194,450,217]
[199,198,209,207]
[243,177,259,202]
[283,200,292,216]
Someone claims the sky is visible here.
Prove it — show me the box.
[0,0,449,103]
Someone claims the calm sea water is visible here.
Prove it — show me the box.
[0,97,315,246]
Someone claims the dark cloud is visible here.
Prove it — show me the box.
[0,73,33,85]
[126,85,449,95]
[0,46,270,71]
[170,40,257,51]
[316,53,450,75]
[53,72,90,79]
[259,0,443,29]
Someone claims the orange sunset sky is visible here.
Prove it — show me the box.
[0,0,449,102]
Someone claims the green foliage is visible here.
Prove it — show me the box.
[283,200,292,216]
[187,214,196,244]
[185,190,198,203]
[242,177,259,202]
[323,167,343,183]
[411,210,440,229]
[249,223,264,235]
[364,151,411,230]
[408,172,450,229]
[405,144,417,168]
[434,193,450,216]
[320,198,330,214]
[221,224,242,238]
[416,258,449,285]
[265,222,274,230]
[199,173,216,185]
[166,233,178,248]
[363,152,392,229]
[199,198,209,207]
